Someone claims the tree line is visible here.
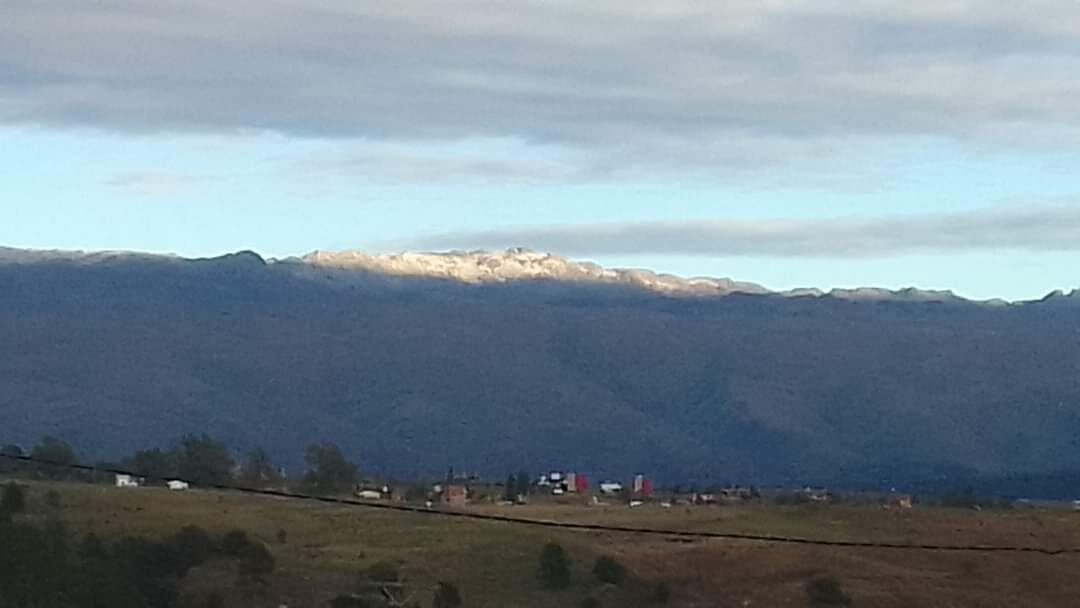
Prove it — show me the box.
[1,435,361,494]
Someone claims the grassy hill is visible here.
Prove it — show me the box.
[4,479,1080,607]
[2,253,1080,488]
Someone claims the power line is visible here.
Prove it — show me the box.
[3,453,1078,555]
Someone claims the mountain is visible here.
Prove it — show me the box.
[2,246,1080,493]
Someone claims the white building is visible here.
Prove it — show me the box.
[115,474,140,488]
[599,482,623,495]
[356,489,382,500]
[166,480,189,491]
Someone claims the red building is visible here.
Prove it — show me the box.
[574,473,588,493]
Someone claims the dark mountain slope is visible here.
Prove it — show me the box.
[2,252,1079,488]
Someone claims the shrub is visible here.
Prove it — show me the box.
[44,489,62,509]
[538,542,571,589]
[592,555,626,585]
[432,581,462,608]
[220,529,252,556]
[1,481,26,514]
[114,536,183,581]
[806,576,851,607]
[78,532,108,561]
[170,525,216,575]
[237,540,275,581]
[276,528,288,544]
[205,590,226,608]
[581,597,601,608]
[364,560,402,583]
[653,581,671,604]
[330,595,381,608]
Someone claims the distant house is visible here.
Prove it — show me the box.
[632,474,653,496]
[356,489,382,500]
[888,494,913,509]
[718,487,754,502]
[599,482,623,495]
[166,479,189,491]
[693,493,716,505]
[115,474,140,488]
[442,484,468,507]
[800,486,830,503]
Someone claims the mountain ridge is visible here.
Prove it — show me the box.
[3,245,1080,490]
[1,245,1067,305]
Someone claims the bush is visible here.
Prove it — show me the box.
[653,581,671,604]
[806,577,851,607]
[276,528,288,544]
[44,489,62,509]
[432,581,462,608]
[205,590,226,608]
[538,542,571,589]
[220,529,252,556]
[170,525,216,575]
[364,560,403,583]
[581,597,601,608]
[330,595,381,608]
[1,481,26,514]
[592,555,626,585]
[237,540,275,581]
[78,532,107,561]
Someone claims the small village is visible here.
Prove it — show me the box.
[108,463,1080,515]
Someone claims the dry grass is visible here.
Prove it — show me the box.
[13,481,1080,607]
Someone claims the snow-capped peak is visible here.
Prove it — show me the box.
[302,248,770,295]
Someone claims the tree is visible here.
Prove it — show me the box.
[1,481,27,514]
[130,448,177,481]
[239,447,279,487]
[30,436,77,479]
[504,473,517,501]
[538,542,571,589]
[432,581,462,608]
[303,443,359,493]
[515,470,531,497]
[592,555,626,585]
[175,435,234,486]
[0,444,24,474]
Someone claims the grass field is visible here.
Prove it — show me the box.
[7,480,1080,607]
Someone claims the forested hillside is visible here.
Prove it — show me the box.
[3,250,1079,488]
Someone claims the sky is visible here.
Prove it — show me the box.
[3,1,1080,300]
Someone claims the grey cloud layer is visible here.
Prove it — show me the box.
[4,1,1080,167]
[408,206,1080,257]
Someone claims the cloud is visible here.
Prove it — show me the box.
[293,141,597,184]
[3,1,1080,177]
[106,171,203,197]
[406,204,1080,258]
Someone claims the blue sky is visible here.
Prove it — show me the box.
[4,2,1080,300]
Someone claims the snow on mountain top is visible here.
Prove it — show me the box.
[0,245,1051,304]
[303,248,771,295]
